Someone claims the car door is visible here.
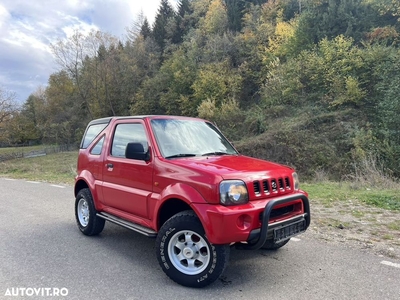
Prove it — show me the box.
[102,120,153,219]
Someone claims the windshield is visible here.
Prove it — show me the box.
[151,119,238,158]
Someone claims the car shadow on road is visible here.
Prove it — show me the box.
[4,218,301,297]
[84,222,295,288]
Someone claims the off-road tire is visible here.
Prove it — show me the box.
[155,210,230,288]
[261,238,290,250]
[75,188,105,236]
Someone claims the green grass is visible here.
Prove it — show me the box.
[0,151,78,184]
[351,210,365,218]
[387,221,400,231]
[303,182,400,211]
[382,234,394,240]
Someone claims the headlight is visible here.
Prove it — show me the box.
[292,172,300,190]
[219,180,249,206]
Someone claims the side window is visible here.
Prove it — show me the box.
[90,136,105,155]
[111,123,148,158]
[81,123,108,149]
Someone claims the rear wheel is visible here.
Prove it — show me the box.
[156,211,229,288]
[75,188,105,236]
[261,238,290,250]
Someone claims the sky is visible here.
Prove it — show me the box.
[0,0,178,104]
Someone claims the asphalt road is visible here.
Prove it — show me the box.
[1,178,399,300]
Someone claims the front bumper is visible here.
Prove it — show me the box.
[197,192,310,248]
[244,193,310,249]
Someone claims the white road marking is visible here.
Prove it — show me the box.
[26,181,40,184]
[3,178,16,181]
[50,184,66,189]
[381,261,400,269]
[291,237,301,242]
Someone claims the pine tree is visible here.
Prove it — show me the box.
[153,0,176,51]
[178,0,192,17]
[224,0,245,32]
[127,11,151,42]
[140,18,152,39]
[174,0,193,43]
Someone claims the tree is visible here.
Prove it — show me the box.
[16,92,45,144]
[374,47,400,176]
[365,26,399,46]
[178,0,192,16]
[140,18,152,39]
[202,0,229,35]
[293,0,376,46]
[50,30,95,119]
[174,0,194,43]
[192,60,242,108]
[366,0,400,23]
[153,0,177,51]
[44,71,83,144]
[51,30,124,119]
[127,11,152,41]
[0,87,19,145]
[0,87,18,123]
[158,48,197,115]
[225,0,245,31]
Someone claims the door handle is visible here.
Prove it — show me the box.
[106,163,113,169]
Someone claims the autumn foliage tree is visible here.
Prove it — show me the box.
[0,87,19,145]
[7,0,400,179]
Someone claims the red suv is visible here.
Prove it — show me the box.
[74,115,310,287]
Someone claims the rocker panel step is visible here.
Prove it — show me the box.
[97,212,157,237]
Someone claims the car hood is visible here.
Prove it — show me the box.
[169,155,293,181]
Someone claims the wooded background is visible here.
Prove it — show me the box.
[1,0,399,180]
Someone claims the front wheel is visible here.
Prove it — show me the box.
[155,211,229,288]
[75,188,105,236]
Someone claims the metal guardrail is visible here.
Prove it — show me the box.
[23,151,47,158]
[0,145,77,162]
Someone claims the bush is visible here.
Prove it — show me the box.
[347,154,400,190]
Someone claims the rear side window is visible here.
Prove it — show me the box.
[90,136,105,155]
[81,124,108,149]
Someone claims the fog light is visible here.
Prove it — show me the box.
[237,214,252,230]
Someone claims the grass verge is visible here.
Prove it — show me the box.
[303,182,400,211]
[0,151,78,184]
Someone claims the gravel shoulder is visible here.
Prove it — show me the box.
[308,198,400,259]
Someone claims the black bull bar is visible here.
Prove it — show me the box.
[242,192,311,250]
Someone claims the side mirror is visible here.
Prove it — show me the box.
[125,142,150,161]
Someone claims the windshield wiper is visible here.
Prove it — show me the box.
[202,152,229,156]
[165,154,197,159]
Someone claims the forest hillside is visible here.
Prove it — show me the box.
[2,0,400,180]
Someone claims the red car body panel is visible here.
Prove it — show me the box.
[75,116,309,245]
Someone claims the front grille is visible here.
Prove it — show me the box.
[262,181,269,194]
[278,178,284,191]
[259,205,295,221]
[253,181,261,195]
[285,177,290,189]
[271,205,294,218]
[252,176,291,197]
